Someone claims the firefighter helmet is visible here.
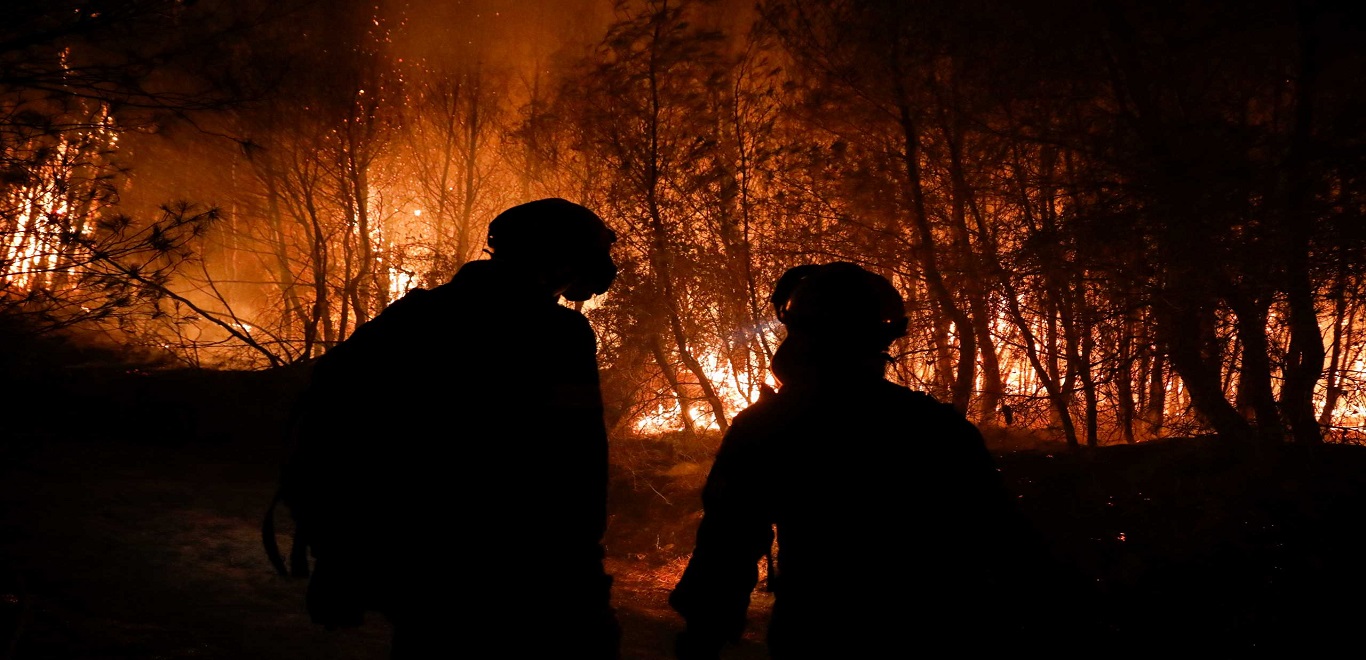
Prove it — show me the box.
[771,262,908,349]
[486,198,618,300]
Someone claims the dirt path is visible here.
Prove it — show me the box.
[0,437,767,659]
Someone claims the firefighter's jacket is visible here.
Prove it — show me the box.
[288,258,613,649]
[670,376,1042,657]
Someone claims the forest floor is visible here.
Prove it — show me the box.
[3,366,1366,658]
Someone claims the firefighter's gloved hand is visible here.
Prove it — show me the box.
[674,629,725,660]
[306,559,366,629]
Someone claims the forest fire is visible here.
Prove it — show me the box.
[633,348,777,435]
[3,183,70,292]
[2,110,114,293]
[6,1,1366,659]
[0,0,1361,447]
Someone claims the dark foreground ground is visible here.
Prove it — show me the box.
[4,366,1366,658]
[0,366,770,660]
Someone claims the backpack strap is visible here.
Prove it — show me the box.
[262,489,290,577]
[263,395,312,579]
[262,486,311,578]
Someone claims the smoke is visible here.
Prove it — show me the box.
[387,0,609,72]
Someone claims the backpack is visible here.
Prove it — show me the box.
[261,291,431,581]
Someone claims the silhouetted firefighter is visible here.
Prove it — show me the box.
[670,262,1055,658]
[268,198,621,658]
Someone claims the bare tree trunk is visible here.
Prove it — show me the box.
[1078,292,1100,447]
[1319,278,1355,426]
[940,91,1000,423]
[456,67,483,265]
[644,1,730,434]
[432,79,461,268]
[300,174,333,350]
[896,101,975,413]
[1102,7,1254,443]
[1116,309,1138,444]
[1001,275,1079,447]
[650,335,697,438]
[930,308,956,401]
[1057,272,1098,446]
[1144,345,1167,439]
[1231,294,1283,441]
[1158,297,1252,440]
[264,182,307,351]
[1224,329,1242,403]
[1280,8,1325,445]
[1047,295,1072,440]
[723,66,775,374]
[345,130,374,327]
[337,170,355,341]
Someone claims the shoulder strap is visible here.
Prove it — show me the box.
[262,486,311,578]
[263,385,316,579]
[262,489,289,577]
